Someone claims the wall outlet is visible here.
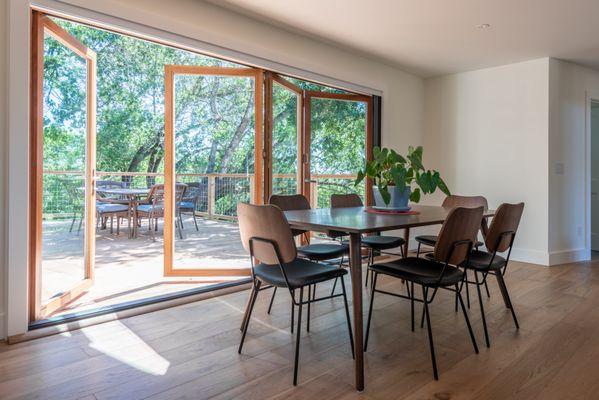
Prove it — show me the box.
[555,162,565,175]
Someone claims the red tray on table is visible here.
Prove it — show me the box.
[364,207,420,215]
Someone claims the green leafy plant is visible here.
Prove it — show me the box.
[355,146,451,205]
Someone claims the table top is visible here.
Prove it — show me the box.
[97,188,150,196]
[284,205,495,234]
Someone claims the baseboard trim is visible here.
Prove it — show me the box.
[548,248,590,266]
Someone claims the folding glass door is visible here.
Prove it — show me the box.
[163,65,262,277]
[30,13,97,320]
[304,91,372,208]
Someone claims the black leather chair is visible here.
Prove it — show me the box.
[365,206,483,380]
[237,202,354,386]
[331,193,405,289]
[264,194,349,331]
[462,202,524,348]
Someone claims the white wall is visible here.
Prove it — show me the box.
[548,59,599,264]
[0,0,8,339]
[1,0,424,338]
[423,59,551,265]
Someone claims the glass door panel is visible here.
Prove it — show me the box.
[271,78,302,196]
[164,66,261,277]
[33,15,97,319]
[306,94,370,208]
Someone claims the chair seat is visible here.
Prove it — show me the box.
[362,235,405,250]
[467,250,506,271]
[136,204,165,214]
[254,258,347,289]
[297,243,349,261]
[416,234,483,248]
[179,201,195,210]
[370,257,464,287]
[96,203,129,214]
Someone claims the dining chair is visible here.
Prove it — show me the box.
[136,183,187,241]
[462,202,524,348]
[179,184,202,231]
[416,194,490,305]
[365,206,483,380]
[237,202,354,386]
[96,181,130,233]
[264,194,349,332]
[331,193,406,289]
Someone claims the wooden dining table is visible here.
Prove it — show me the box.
[97,188,150,238]
[283,205,495,391]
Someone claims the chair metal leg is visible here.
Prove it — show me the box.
[416,242,422,258]
[496,272,519,329]
[410,281,415,332]
[70,212,77,232]
[365,269,370,287]
[474,271,490,348]
[422,286,438,380]
[238,283,259,354]
[365,250,373,287]
[293,287,304,386]
[484,279,491,298]
[457,284,479,354]
[339,275,355,359]
[307,285,311,332]
[192,211,199,231]
[267,286,277,314]
[331,277,338,296]
[291,289,295,333]
[77,211,83,234]
[364,271,378,351]
[420,303,426,329]
[465,269,471,308]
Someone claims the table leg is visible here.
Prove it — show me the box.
[349,232,364,391]
[403,227,410,257]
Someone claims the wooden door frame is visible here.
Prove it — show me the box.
[29,11,97,321]
[263,72,304,201]
[163,65,262,277]
[303,91,373,206]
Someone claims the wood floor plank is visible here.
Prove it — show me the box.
[2,259,599,399]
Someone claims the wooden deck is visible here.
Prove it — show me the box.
[3,257,599,399]
[41,216,249,316]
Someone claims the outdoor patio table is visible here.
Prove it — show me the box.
[96,188,150,238]
[283,205,495,391]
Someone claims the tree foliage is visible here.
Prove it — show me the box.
[42,18,367,214]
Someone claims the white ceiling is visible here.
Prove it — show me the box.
[208,0,599,77]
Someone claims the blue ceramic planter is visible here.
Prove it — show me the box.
[373,186,411,210]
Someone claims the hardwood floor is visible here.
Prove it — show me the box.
[2,258,599,399]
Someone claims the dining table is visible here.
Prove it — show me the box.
[97,187,150,238]
[283,204,496,391]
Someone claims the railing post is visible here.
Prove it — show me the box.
[249,174,255,204]
[208,174,215,219]
[310,179,318,209]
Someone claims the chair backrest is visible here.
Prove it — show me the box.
[434,206,484,265]
[269,194,311,238]
[442,195,488,210]
[147,183,187,204]
[269,194,311,211]
[485,202,525,253]
[237,202,297,265]
[442,194,489,237]
[96,180,126,189]
[331,193,363,208]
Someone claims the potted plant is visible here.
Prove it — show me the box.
[355,146,450,210]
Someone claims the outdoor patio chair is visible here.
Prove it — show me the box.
[136,183,187,241]
[179,183,202,231]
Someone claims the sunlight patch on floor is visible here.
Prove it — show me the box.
[82,321,170,375]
